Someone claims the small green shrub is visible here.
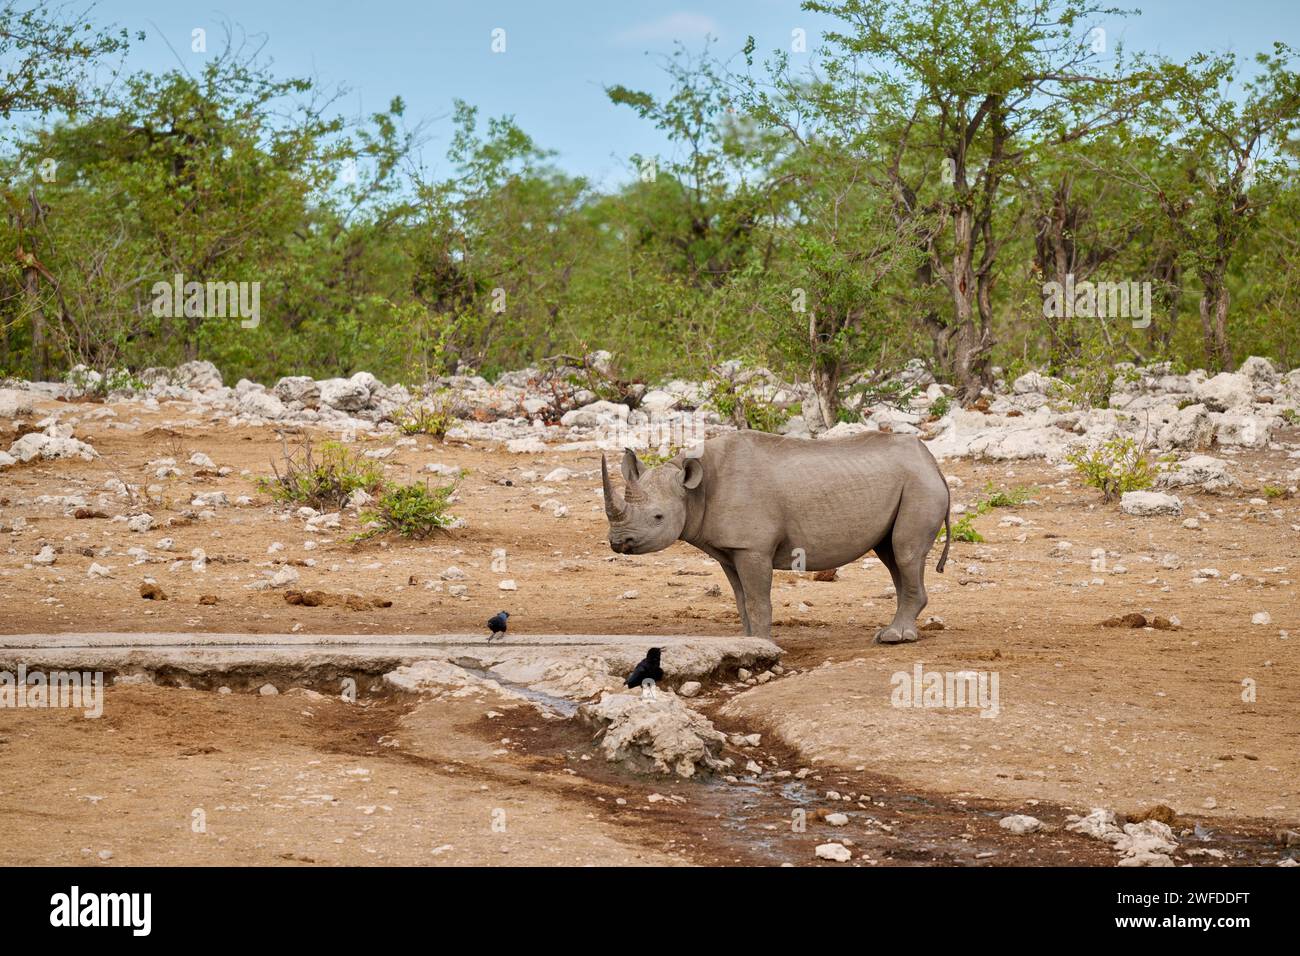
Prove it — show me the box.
[259,438,386,510]
[357,480,458,539]
[704,376,788,433]
[939,483,1031,544]
[1066,435,1169,502]
[639,445,685,467]
[929,394,952,419]
[1262,485,1287,499]
[1047,365,1114,411]
[949,512,984,543]
[67,366,146,397]
[394,391,457,439]
[980,481,1033,508]
[844,378,920,411]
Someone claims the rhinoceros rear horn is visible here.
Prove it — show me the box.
[601,454,626,520]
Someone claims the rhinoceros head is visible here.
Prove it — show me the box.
[602,448,703,554]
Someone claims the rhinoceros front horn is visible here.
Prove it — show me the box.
[601,454,626,520]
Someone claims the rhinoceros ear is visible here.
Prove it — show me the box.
[621,448,644,483]
[681,457,704,490]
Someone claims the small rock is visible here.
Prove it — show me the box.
[1120,491,1182,517]
[999,814,1044,835]
[815,843,852,862]
[126,514,153,533]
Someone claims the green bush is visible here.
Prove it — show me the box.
[949,512,984,543]
[1066,436,1169,502]
[393,390,457,439]
[940,482,1033,544]
[980,481,1032,508]
[358,480,458,539]
[259,439,386,510]
[1046,364,1118,411]
[704,376,788,433]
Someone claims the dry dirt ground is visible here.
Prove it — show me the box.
[1,395,1297,865]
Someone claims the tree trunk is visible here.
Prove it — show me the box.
[1197,271,1232,371]
[1149,253,1181,354]
[24,267,46,382]
[185,314,199,362]
[808,312,840,430]
[1034,179,1082,361]
[945,207,989,401]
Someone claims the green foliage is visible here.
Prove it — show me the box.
[64,366,145,397]
[929,395,952,419]
[1066,436,1170,502]
[979,482,1033,509]
[357,480,458,539]
[1262,485,1287,499]
[393,391,457,439]
[1,1,1299,395]
[0,2,132,119]
[948,513,985,544]
[258,439,385,510]
[704,374,789,433]
[638,445,686,467]
[1047,364,1117,411]
[940,481,1033,544]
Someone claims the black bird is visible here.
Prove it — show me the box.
[487,611,509,640]
[625,647,663,688]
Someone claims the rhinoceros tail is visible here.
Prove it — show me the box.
[936,509,951,573]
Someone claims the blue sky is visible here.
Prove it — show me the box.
[95,1,1299,187]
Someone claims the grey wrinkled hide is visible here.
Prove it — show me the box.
[602,431,951,643]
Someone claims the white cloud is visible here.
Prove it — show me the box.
[614,12,721,45]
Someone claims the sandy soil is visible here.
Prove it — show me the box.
[1,395,1297,865]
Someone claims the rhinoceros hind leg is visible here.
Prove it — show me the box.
[874,522,933,643]
[873,543,914,643]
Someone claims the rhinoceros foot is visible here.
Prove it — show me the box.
[875,626,919,645]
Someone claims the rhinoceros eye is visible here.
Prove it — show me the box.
[654,514,664,522]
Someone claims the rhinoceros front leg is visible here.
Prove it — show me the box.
[719,561,751,635]
[733,551,773,638]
